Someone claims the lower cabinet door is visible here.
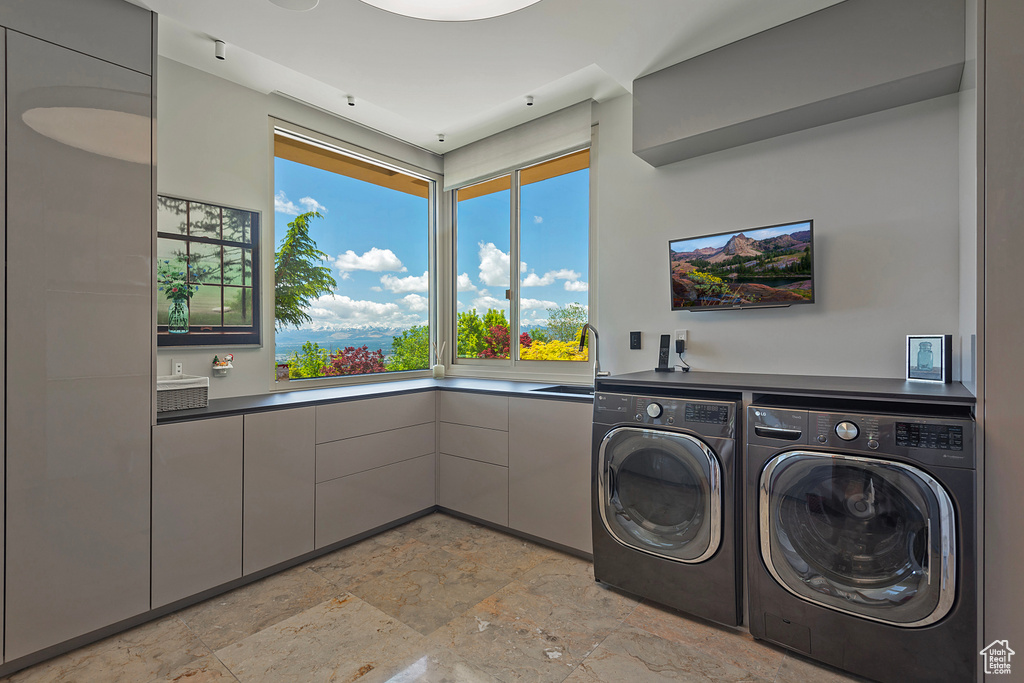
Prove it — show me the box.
[152,417,243,608]
[315,454,436,549]
[439,454,509,526]
[243,408,315,575]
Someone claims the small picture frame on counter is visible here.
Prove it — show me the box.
[906,334,952,383]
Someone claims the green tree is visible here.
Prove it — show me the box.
[274,211,337,329]
[457,309,487,358]
[286,341,331,378]
[546,303,588,342]
[387,325,430,371]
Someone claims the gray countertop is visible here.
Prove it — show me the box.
[156,377,594,423]
[597,370,977,405]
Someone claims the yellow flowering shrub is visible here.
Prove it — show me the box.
[520,339,589,361]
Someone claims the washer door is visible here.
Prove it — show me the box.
[598,427,721,563]
[760,451,956,627]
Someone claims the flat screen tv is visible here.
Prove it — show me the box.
[670,220,814,311]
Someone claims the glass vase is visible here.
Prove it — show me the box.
[168,299,189,334]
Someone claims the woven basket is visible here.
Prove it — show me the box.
[156,374,210,412]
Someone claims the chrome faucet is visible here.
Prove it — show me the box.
[579,323,610,379]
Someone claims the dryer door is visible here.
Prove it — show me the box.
[598,427,721,563]
[760,451,956,627]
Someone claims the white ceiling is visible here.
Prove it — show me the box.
[131,0,845,154]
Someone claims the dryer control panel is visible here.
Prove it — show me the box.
[748,406,975,469]
[594,392,736,439]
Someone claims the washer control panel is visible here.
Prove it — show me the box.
[594,392,736,438]
[749,406,975,469]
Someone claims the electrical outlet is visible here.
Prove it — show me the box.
[675,329,688,344]
[171,358,184,376]
[629,331,642,349]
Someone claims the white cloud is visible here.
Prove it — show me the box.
[521,268,581,287]
[477,242,526,287]
[520,297,558,311]
[299,294,427,331]
[457,272,476,292]
[274,190,300,216]
[381,270,429,293]
[333,247,406,273]
[299,196,327,213]
[533,215,543,224]
[564,280,589,292]
[400,294,429,312]
[471,295,507,311]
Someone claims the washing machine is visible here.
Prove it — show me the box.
[746,404,976,683]
[592,389,742,626]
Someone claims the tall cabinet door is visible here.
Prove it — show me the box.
[0,27,6,665]
[5,33,152,659]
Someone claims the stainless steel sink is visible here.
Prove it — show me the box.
[530,385,595,396]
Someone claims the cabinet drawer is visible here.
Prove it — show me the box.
[439,422,508,466]
[439,454,508,526]
[316,422,435,483]
[438,391,508,430]
[316,391,435,444]
[315,453,436,549]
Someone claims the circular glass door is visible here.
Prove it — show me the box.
[598,427,721,563]
[760,451,956,627]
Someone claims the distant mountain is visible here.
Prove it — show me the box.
[672,229,810,267]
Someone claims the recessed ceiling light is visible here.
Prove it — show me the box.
[358,0,543,21]
[268,0,320,11]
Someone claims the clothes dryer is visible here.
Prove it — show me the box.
[746,405,976,683]
[592,390,742,626]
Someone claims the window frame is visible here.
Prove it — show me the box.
[269,120,441,391]
[448,141,595,381]
[156,194,261,347]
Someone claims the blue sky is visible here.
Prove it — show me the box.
[670,221,812,254]
[274,158,589,334]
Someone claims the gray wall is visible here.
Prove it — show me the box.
[156,58,441,398]
[593,91,961,379]
[959,0,979,395]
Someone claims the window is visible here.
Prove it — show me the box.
[273,128,436,381]
[454,149,590,366]
[157,196,260,346]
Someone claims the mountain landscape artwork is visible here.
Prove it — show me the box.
[670,221,814,309]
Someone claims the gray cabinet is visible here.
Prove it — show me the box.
[439,454,509,526]
[314,393,437,548]
[316,455,436,548]
[509,398,593,553]
[243,408,315,575]
[4,25,153,658]
[438,391,509,525]
[152,418,243,608]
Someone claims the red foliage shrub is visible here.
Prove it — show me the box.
[479,324,511,359]
[519,332,533,348]
[324,345,386,375]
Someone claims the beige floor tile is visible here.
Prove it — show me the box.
[351,547,514,636]
[306,537,433,591]
[566,625,771,683]
[374,513,481,549]
[429,583,623,683]
[1,616,210,683]
[360,644,502,683]
[145,654,238,682]
[775,652,872,682]
[518,553,639,622]
[215,594,426,683]
[625,602,785,680]
[177,565,340,650]
[441,526,558,579]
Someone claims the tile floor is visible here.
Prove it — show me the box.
[0,513,868,682]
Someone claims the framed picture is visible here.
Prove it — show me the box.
[906,335,952,383]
